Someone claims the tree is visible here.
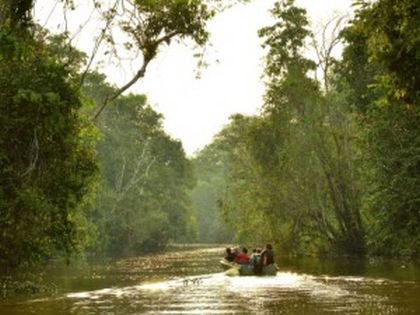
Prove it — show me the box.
[191,131,237,244]
[0,0,33,29]
[208,0,366,255]
[89,0,215,119]
[0,22,97,273]
[82,73,196,255]
[340,0,420,256]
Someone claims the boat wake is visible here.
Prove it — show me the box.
[66,271,352,304]
[19,271,395,314]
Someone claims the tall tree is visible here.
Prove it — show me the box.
[83,73,196,255]
[340,0,420,256]
[213,0,366,255]
[0,20,97,272]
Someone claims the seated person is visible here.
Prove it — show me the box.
[234,247,250,264]
[260,243,274,266]
[249,248,257,263]
[224,247,236,262]
[250,248,263,274]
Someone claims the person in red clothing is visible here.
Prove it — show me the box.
[234,247,250,264]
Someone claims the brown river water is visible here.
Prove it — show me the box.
[0,245,419,314]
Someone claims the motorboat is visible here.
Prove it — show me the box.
[220,259,279,276]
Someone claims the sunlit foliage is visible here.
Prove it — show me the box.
[0,20,97,273]
[200,0,419,257]
[340,0,420,256]
[82,73,196,255]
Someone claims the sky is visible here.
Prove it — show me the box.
[34,0,354,156]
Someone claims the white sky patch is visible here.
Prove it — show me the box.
[34,0,353,156]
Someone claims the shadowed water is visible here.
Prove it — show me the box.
[1,246,419,314]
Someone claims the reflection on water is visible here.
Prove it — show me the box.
[63,272,393,314]
[1,246,419,314]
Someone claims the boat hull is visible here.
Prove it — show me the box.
[220,259,278,276]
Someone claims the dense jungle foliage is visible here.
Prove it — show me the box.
[84,73,197,255]
[0,0,419,287]
[0,0,214,278]
[194,0,420,257]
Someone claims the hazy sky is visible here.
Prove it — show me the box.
[35,0,353,155]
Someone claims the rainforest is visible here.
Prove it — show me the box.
[0,0,419,314]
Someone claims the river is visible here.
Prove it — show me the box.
[0,245,419,314]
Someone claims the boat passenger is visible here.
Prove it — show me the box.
[224,247,236,262]
[250,248,256,256]
[261,243,274,266]
[250,248,263,275]
[249,248,258,264]
[234,247,250,264]
[233,247,240,256]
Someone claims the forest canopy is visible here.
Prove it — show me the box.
[193,0,420,257]
[0,0,419,287]
[0,0,215,274]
